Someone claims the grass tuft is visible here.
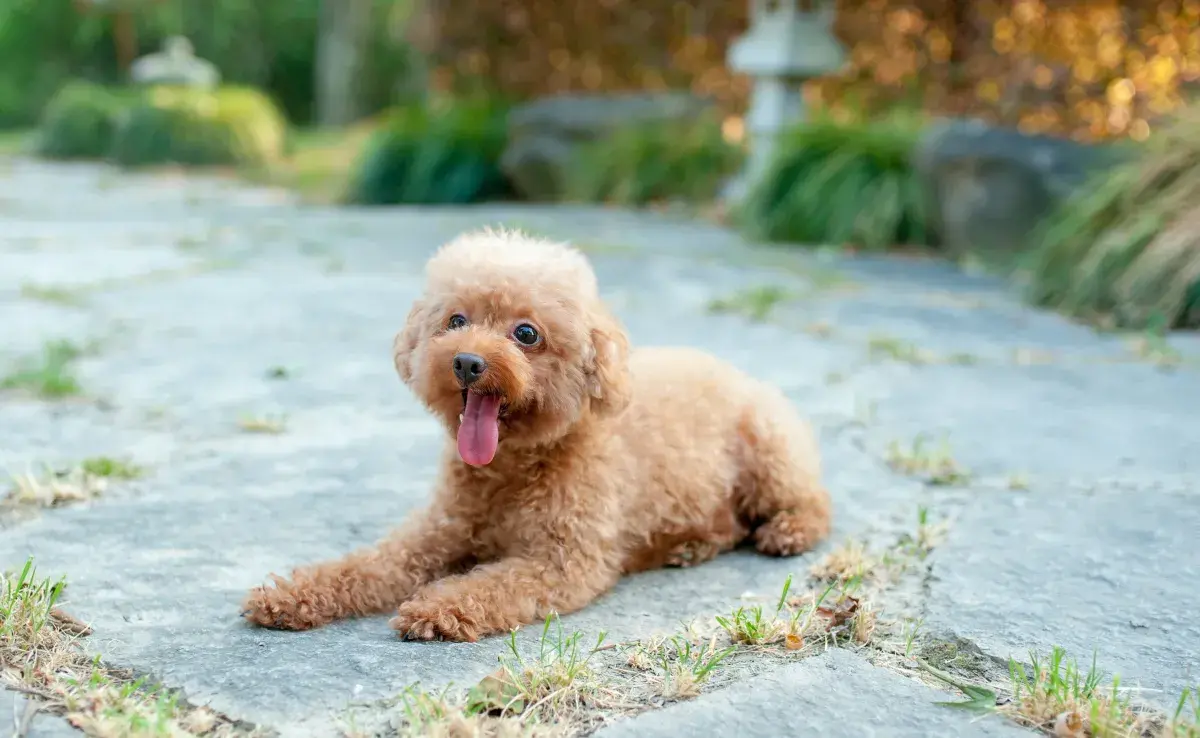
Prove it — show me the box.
[1022,105,1200,330]
[382,614,619,736]
[478,615,608,720]
[866,334,979,366]
[79,456,144,480]
[737,111,930,250]
[1,339,85,398]
[925,645,1200,738]
[20,283,87,307]
[0,557,66,656]
[237,414,288,434]
[895,505,949,560]
[4,456,142,510]
[868,335,934,365]
[565,113,742,206]
[1003,647,1165,737]
[707,285,797,322]
[651,635,734,700]
[713,574,875,653]
[885,435,971,486]
[2,557,249,736]
[1167,688,1200,738]
[809,539,876,583]
[1126,330,1184,369]
[345,97,510,206]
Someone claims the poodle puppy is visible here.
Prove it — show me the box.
[242,228,831,642]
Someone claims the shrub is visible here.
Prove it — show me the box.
[1023,108,1200,330]
[737,113,930,250]
[109,85,287,168]
[345,98,511,205]
[34,82,136,160]
[565,114,742,206]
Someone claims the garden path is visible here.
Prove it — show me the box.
[2,158,1198,736]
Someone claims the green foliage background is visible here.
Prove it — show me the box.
[737,113,931,251]
[0,0,416,128]
[345,98,512,205]
[565,114,743,206]
[1023,108,1200,330]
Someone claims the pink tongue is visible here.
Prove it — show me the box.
[457,391,502,466]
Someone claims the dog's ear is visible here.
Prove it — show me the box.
[585,304,632,417]
[393,298,433,385]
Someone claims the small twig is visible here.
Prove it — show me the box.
[12,691,40,738]
[591,638,639,653]
[3,683,58,702]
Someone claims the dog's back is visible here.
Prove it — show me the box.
[612,346,827,572]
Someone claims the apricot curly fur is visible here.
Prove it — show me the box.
[242,228,833,641]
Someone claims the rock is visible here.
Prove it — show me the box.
[594,649,1030,738]
[129,36,220,89]
[500,92,714,200]
[923,477,1200,708]
[913,118,1131,261]
[7,691,79,737]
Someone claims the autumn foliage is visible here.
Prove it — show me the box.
[420,0,1200,142]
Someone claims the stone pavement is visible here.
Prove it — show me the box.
[1,158,1198,737]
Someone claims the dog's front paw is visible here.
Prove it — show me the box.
[241,574,330,631]
[665,540,722,568]
[390,597,481,642]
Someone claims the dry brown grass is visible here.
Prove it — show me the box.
[1,557,256,737]
[358,616,637,737]
[236,414,288,434]
[885,435,972,486]
[3,457,143,510]
[915,640,1199,738]
[1001,648,1156,738]
[809,539,876,583]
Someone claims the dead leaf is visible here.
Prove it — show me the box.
[816,595,861,630]
[785,633,804,650]
[49,608,92,636]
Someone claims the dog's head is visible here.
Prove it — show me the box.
[393,229,631,466]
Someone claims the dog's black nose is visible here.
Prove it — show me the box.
[452,352,487,386]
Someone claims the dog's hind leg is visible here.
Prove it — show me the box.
[734,386,832,557]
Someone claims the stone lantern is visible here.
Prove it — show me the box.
[724,0,846,201]
[130,36,220,89]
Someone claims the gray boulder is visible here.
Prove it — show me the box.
[913,118,1132,262]
[500,92,714,201]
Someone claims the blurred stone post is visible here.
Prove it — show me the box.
[724,0,845,201]
[316,0,373,126]
[130,36,220,89]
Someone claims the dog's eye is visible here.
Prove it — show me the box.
[447,314,468,330]
[512,324,540,346]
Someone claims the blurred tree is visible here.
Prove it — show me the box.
[71,0,156,73]
[315,0,373,126]
[416,0,1200,143]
